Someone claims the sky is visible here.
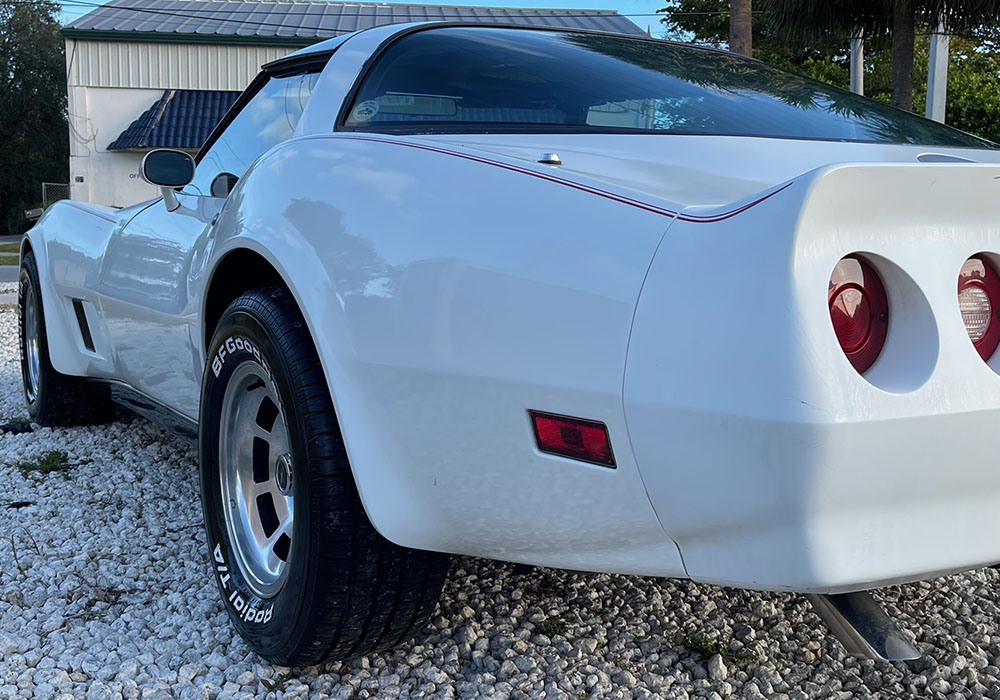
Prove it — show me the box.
[58,0,671,35]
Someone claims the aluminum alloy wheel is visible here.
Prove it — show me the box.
[219,360,294,598]
[22,281,41,403]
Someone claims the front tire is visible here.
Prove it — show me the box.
[199,287,450,665]
[18,250,111,426]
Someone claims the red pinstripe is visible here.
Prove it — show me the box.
[334,134,794,223]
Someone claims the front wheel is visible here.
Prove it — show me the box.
[199,287,450,665]
[18,250,111,426]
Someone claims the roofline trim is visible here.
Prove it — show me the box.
[316,1,620,10]
[61,28,324,46]
[64,1,625,17]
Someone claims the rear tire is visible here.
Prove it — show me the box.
[18,251,112,426]
[199,286,450,665]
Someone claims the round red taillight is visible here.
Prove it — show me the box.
[958,255,1000,360]
[829,255,888,374]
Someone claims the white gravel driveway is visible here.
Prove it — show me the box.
[1,288,1000,700]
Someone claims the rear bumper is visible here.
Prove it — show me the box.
[627,405,1000,593]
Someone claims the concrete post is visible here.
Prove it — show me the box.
[926,19,950,123]
[850,29,864,95]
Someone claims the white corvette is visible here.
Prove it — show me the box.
[19,21,1000,664]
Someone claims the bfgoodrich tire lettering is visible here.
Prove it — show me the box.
[18,250,112,426]
[200,287,450,665]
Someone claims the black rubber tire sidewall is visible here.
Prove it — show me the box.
[17,251,112,427]
[200,299,313,656]
[19,252,47,421]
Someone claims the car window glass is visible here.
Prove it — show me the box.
[345,27,994,149]
[186,71,321,196]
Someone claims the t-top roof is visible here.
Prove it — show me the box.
[63,0,644,45]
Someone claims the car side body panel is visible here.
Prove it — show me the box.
[205,133,689,576]
[25,200,146,380]
[96,192,221,417]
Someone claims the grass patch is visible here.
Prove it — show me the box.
[677,634,759,665]
[0,242,19,254]
[536,612,573,638]
[260,674,288,692]
[19,450,70,477]
[521,570,567,599]
[17,450,91,480]
[0,255,18,266]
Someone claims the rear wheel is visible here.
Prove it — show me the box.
[18,250,111,426]
[199,287,450,665]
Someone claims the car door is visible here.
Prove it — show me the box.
[97,65,323,419]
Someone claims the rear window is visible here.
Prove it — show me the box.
[344,27,995,149]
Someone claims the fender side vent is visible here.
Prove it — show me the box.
[72,299,95,352]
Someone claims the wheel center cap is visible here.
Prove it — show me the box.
[275,453,293,495]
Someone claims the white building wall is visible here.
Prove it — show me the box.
[68,85,167,207]
[65,38,298,206]
[67,39,294,90]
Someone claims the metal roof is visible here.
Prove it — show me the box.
[64,0,645,44]
[107,89,240,150]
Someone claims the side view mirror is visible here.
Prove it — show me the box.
[140,149,195,211]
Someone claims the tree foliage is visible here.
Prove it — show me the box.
[658,0,751,47]
[761,0,1000,46]
[889,36,1000,143]
[759,0,1000,110]
[658,0,853,76]
[0,0,67,236]
[659,0,1000,143]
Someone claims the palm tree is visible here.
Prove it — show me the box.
[730,0,753,56]
[761,0,1000,111]
[891,0,915,110]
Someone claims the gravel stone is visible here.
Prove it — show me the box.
[1,295,1000,699]
[707,654,728,681]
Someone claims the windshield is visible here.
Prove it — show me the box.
[344,27,995,149]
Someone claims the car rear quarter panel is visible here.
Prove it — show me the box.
[625,162,1000,592]
[211,134,688,575]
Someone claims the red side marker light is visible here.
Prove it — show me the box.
[529,411,615,468]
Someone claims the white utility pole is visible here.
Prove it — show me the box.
[849,29,864,95]
[926,19,950,122]
[851,29,865,95]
